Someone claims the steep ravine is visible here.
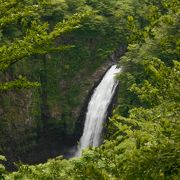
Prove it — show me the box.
[1,45,126,170]
[29,45,126,163]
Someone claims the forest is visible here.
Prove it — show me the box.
[0,0,179,179]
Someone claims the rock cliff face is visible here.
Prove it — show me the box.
[0,45,126,169]
[0,89,36,170]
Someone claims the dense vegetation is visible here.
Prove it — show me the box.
[0,0,126,163]
[0,0,179,179]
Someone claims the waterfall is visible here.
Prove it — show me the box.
[75,65,121,157]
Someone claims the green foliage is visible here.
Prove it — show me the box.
[0,0,92,163]
[107,60,180,179]
[1,0,179,179]
[65,59,179,180]
[0,0,90,90]
[0,76,40,91]
[0,155,6,179]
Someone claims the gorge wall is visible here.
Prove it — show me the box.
[0,0,128,169]
[0,44,126,170]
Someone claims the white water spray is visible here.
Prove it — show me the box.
[75,65,121,157]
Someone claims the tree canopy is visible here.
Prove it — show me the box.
[0,0,89,90]
[0,0,179,179]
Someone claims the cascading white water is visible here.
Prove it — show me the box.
[75,65,121,157]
